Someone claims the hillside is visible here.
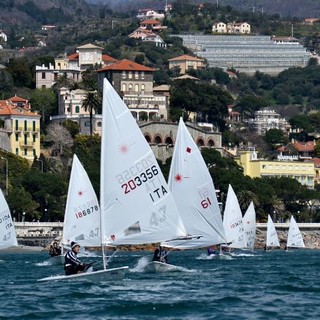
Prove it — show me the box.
[0,0,98,27]
[88,0,320,18]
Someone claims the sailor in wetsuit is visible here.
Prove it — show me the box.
[152,246,168,263]
[64,241,86,275]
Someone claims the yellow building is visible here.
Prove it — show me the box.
[235,150,315,188]
[0,96,41,161]
[168,55,205,74]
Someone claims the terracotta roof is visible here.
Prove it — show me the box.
[168,54,205,62]
[311,157,320,168]
[277,146,286,152]
[0,100,40,117]
[140,19,161,25]
[293,141,315,152]
[102,54,118,63]
[174,74,200,81]
[97,59,155,72]
[8,96,28,103]
[68,53,79,61]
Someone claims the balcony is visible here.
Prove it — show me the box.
[19,141,35,147]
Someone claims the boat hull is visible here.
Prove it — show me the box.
[38,266,129,282]
[146,261,183,273]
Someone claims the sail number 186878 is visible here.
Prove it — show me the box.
[75,205,99,219]
[121,165,159,194]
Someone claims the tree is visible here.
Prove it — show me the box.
[265,128,285,145]
[81,91,102,136]
[237,190,260,211]
[46,123,73,155]
[63,120,80,138]
[30,88,57,124]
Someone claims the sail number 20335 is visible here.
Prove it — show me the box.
[121,165,159,194]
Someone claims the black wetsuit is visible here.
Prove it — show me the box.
[152,247,168,263]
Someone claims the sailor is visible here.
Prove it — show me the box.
[64,241,87,275]
[49,239,61,257]
[152,246,168,263]
[207,246,218,256]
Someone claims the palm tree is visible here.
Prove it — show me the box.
[237,190,260,211]
[81,91,102,136]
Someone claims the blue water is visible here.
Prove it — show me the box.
[1,249,320,320]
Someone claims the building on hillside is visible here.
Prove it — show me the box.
[212,22,227,33]
[0,96,41,160]
[177,34,311,75]
[248,109,290,135]
[235,149,315,188]
[41,25,56,31]
[140,19,164,31]
[292,141,315,159]
[35,63,81,89]
[36,44,118,88]
[50,88,102,136]
[137,9,165,20]
[226,105,241,124]
[139,121,222,163]
[97,59,168,120]
[168,54,205,74]
[272,36,299,44]
[304,18,320,25]
[129,28,167,47]
[227,22,251,34]
[0,30,7,43]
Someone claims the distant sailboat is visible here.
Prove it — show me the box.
[266,214,280,249]
[166,117,226,249]
[0,189,17,250]
[286,216,305,249]
[243,202,256,250]
[222,184,246,249]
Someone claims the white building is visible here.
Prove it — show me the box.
[212,22,227,33]
[249,109,291,135]
[0,30,7,43]
[137,9,165,20]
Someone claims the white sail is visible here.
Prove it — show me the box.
[243,202,256,250]
[266,214,280,247]
[287,215,305,248]
[0,189,17,249]
[100,79,186,245]
[62,154,101,248]
[166,118,226,249]
[222,184,246,248]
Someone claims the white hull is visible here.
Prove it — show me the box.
[145,261,183,273]
[49,255,64,265]
[38,266,129,282]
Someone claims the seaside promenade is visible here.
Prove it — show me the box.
[13,221,320,249]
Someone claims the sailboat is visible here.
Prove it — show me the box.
[265,214,280,249]
[0,189,18,250]
[222,184,246,250]
[49,154,102,265]
[100,79,187,272]
[286,215,305,250]
[242,202,256,250]
[165,117,226,250]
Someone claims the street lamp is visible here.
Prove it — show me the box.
[44,208,48,222]
[36,159,43,173]
[22,212,26,225]
[0,157,8,196]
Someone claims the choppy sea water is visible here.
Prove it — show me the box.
[1,249,320,320]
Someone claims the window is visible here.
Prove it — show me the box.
[97,121,102,127]
[33,121,36,132]
[33,149,36,156]
[75,106,80,113]
[33,134,36,143]
[135,84,139,92]
[122,71,126,79]
[42,72,46,79]
[128,71,133,79]
[24,120,27,131]
[24,134,27,145]
[141,72,145,80]
[141,84,145,93]
[135,72,139,79]
[15,148,19,155]
[24,148,27,156]
[15,120,19,131]
[85,121,91,126]
[15,133,19,142]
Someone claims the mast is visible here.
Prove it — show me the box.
[100,79,108,270]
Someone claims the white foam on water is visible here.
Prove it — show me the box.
[130,256,150,273]
[35,261,52,266]
[230,252,255,257]
[196,253,219,260]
